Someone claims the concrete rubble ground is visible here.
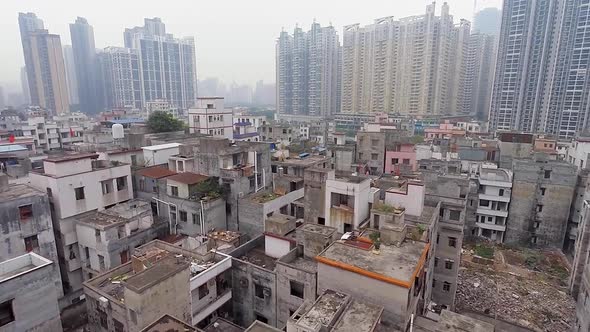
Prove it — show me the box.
[456,245,575,332]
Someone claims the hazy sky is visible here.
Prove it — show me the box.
[0,0,501,92]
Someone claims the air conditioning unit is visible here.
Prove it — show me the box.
[99,296,109,308]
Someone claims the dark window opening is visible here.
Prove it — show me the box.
[0,300,15,327]
[19,205,33,221]
[198,283,209,300]
[75,187,85,200]
[255,283,265,299]
[290,280,304,299]
[24,235,39,252]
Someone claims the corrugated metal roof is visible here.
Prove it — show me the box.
[0,145,27,153]
[136,166,177,179]
[167,172,209,185]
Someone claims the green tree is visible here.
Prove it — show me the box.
[146,111,185,133]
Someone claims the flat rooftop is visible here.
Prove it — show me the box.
[295,290,349,330]
[203,317,243,332]
[301,223,337,237]
[334,175,368,184]
[0,252,52,284]
[414,310,494,332]
[286,256,317,272]
[125,256,189,293]
[244,321,281,332]
[209,230,241,243]
[332,299,383,332]
[142,142,182,151]
[239,247,277,270]
[0,183,44,201]
[273,155,328,166]
[141,314,198,332]
[44,152,98,163]
[317,239,428,288]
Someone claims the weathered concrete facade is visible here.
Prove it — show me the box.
[303,168,333,225]
[356,131,385,175]
[506,158,576,247]
[0,253,63,332]
[570,198,590,300]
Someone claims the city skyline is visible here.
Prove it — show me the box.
[0,0,501,92]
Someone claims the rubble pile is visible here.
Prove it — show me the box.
[456,260,575,332]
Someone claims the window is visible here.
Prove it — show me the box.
[403,159,410,165]
[75,187,85,200]
[449,210,461,221]
[113,319,124,332]
[116,177,127,191]
[180,210,188,222]
[541,187,546,196]
[448,237,457,248]
[432,279,437,288]
[499,189,504,196]
[371,153,378,160]
[392,158,399,164]
[98,308,108,328]
[434,257,439,267]
[479,199,489,207]
[318,217,325,225]
[192,213,201,225]
[290,280,304,299]
[98,255,105,270]
[537,205,543,212]
[255,313,268,324]
[443,282,451,292]
[445,259,454,270]
[24,235,39,252]
[171,186,179,197]
[101,180,112,195]
[208,115,213,122]
[255,283,265,299]
[0,300,14,327]
[129,309,137,324]
[198,283,209,299]
[19,205,33,221]
[544,170,551,179]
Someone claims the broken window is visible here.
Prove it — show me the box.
[449,210,461,221]
[24,235,39,252]
[113,319,124,332]
[290,280,304,299]
[129,309,137,324]
[443,282,451,292]
[448,237,457,248]
[255,283,265,299]
[0,300,14,327]
[19,205,33,221]
[198,283,209,300]
[98,255,105,270]
[75,187,85,200]
[544,170,551,179]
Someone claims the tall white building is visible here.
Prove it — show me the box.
[98,47,142,109]
[341,3,472,116]
[276,22,340,117]
[62,45,79,105]
[489,0,590,139]
[464,32,497,120]
[124,18,197,111]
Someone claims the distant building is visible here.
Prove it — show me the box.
[98,47,142,109]
[473,7,502,35]
[124,18,197,110]
[276,23,340,117]
[63,45,80,105]
[18,13,69,114]
[70,17,101,113]
[189,98,233,139]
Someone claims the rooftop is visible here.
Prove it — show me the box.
[317,240,428,288]
[239,247,277,270]
[167,172,209,185]
[0,183,44,201]
[0,252,53,284]
[136,166,177,179]
[44,152,98,163]
[295,290,349,330]
[203,317,243,332]
[125,256,189,293]
[142,142,182,151]
[244,321,281,332]
[141,314,198,332]
[414,310,494,332]
[209,230,241,243]
[273,155,328,167]
[301,223,337,237]
[331,299,384,332]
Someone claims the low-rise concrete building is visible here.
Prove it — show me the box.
[142,143,181,167]
[29,153,133,305]
[474,166,512,243]
[84,240,233,331]
[414,310,494,332]
[260,123,295,147]
[189,97,233,140]
[326,132,356,172]
[385,142,417,174]
[324,175,371,233]
[141,314,199,332]
[0,252,63,331]
[356,131,385,175]
[271,156,329,178]
[567,136,590,170]
[506,157,576,247]
[75,199,168,279]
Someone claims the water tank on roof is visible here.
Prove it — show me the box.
[112,123,124,139]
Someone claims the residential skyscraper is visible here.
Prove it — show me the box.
[98,47,142,109]
[473,7,502,35]
[341,3,471,115]
[18,13,69,114]
[20,66,30,104]
[63,45,79,105]
[124,18,197,110]
[489,0,590,139]
[276,22,340,117]
[70,17,101,113]
[464,32,497,120]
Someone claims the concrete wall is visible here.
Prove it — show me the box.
[303,169,334,225]
[385,147,417,174]
[356,132,385,175]
[506,160,576,247]
[230,259,277,327]
[325,179,370,232]
[0,257,62,332]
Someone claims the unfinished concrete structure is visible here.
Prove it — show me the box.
[497,132,534,169]
[271,155,329,178]
[566,169,590,254]
[571,196,590,301]
[326,132,356,172]
[286,289,383,332]
[140,314,198,332]
[575,253,590,332]
[84,240,233,331]
[356,131,385,175]
[0,252,63,331]
[75,199,168,279]
[29,153,133,305]
[507,157,576,247]
[302,168,333,225]
[0,176,62,295]
[414,310,494,332]
[474,166,512,243]
[324,175,371,233]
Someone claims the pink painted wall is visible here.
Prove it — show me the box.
[385,144,416,174]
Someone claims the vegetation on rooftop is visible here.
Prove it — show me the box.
[373,202,404,214]
[192,177,226,200]
[255,192,280,203]
[146,111,185,133]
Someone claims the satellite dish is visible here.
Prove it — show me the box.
[112,123,124,139]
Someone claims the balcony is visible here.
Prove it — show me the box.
[190,256,232,291]
[219,164,255,179]
[475,222,506,232]
[192,289,232,325]
[476,207,508,218]
[478,193,510,203]
[478,179,512,188]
